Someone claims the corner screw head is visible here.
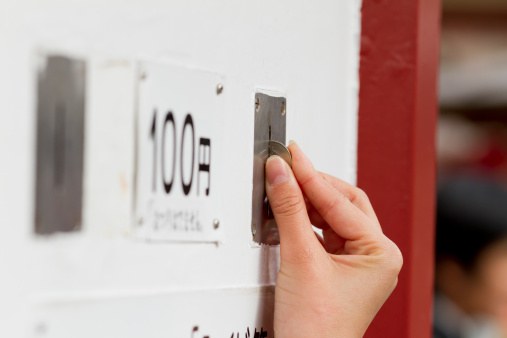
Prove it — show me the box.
[216,83,224,95]
[255,97,260,113]
[281,100,286,116]
[213,219,220,229]
[252,222,257,236]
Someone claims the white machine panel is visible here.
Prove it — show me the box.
[32,287,274,338]
[0,0,362,336]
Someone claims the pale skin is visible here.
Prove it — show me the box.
[265,142,403,338]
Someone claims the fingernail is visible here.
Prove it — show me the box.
[266,156,289,186]
[289,140,296,145]
[288,141,313,169]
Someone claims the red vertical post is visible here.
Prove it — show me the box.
[357,0,440,337]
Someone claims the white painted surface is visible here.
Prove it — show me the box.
[32,286,275,338]
[0,0,362,336]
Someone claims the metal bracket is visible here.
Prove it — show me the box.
[35,55,86,235]
[251,93,286,245]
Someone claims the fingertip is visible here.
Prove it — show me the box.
[287,140,298,153]
[288,141,315,179]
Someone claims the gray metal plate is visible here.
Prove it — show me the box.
[251,93,286,245]
[35,55,86,234]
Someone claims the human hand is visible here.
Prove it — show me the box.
[266,142,403,338]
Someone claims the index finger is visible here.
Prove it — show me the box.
[318,172,381,228]
[289,142,381,242]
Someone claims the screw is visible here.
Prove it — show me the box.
[216,83,223,95]
[213,219,220,229]
[255,97,260,112]
[281,100,286,116]
[252,222,257,236]
[34,323,47,335]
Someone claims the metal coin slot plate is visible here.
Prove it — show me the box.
[35,55,86,235]
[251,93,286,245]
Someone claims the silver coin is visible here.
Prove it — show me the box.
[269,140,292,167]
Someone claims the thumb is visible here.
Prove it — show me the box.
[265,156,322,263]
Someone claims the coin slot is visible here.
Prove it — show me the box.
[54,103,66,195]
[251,93,286,245]
[266,124,272,217]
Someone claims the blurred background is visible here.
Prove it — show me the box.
[439,0,507,178]
[435,0,507,337]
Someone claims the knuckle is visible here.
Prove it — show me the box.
[380,238,403,276]
[350,187,370,205]
[270,193,305,218]
[391,277,399,291]
[319,193,344,219]
[299,171,320,189]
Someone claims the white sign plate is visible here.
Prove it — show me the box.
[134,62,224,242]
